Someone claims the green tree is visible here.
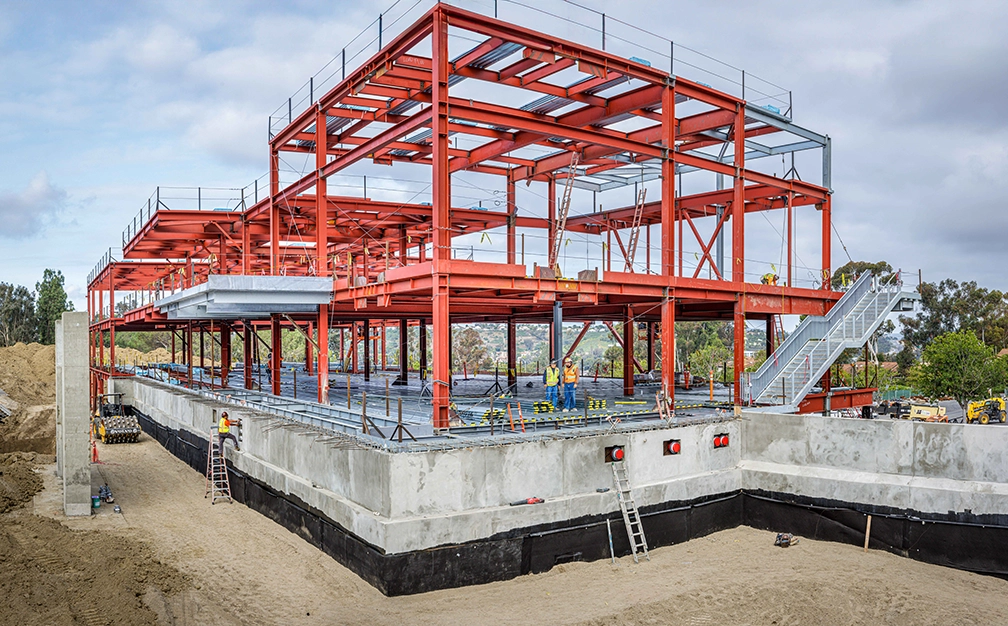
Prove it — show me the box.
[831,260,897,290]
[900,279,1008,352]
[0,282,37,347]
[688,338,731,379]
[910,330,1007,409]
[35,269,73,344]
[453,326,488,371]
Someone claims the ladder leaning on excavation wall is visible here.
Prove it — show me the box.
[612,460,649,563]
[205,428,232,504]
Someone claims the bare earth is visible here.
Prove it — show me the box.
[1,435,1001,626]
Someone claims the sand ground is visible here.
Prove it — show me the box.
[5,434,1005,626]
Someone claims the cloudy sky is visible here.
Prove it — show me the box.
[1,0,1006,309]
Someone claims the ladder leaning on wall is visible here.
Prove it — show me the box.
[205,428,232,504]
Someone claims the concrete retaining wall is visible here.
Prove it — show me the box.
[741,411,1008,517]
[121,379,1008,591]
[122,377,740,554]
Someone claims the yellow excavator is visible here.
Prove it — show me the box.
[966,397,1007,425]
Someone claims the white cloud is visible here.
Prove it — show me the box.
[0,172,67,238]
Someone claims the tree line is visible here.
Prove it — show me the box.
[0,269,74,347]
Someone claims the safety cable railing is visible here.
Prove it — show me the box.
[267,0,793,142]
[121,177,268,250]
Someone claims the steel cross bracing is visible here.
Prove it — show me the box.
[87,4,841,424]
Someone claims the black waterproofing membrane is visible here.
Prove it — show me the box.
[136,411,1008,595]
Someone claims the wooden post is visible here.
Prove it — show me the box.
[864,515,872,552]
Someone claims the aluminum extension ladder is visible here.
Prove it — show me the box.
[612,460,649,563]
[205,429,232,504]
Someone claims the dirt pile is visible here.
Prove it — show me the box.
[0,343,56,454]
[0,515,189,626]
[0,452,45,513]
[0,452,189,626]
[112,346,174,366]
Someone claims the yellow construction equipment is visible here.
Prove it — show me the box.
[907,403,948,422]
[93,393,141,444]
[966,397,1007,425]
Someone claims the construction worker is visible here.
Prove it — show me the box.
[562,357,578,412]
[543,359,561,410]
[761,272,779,286]
[218,411,241,452]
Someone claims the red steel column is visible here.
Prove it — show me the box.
[506,171,516,264]
[220,322,231,388]
[242,216,251,274]
[270,315,281,395]
[108,273,115,372]
[623,307,634,396]
[547,177,556,266]
[506,319,517,390]
[733,300,745,406]
[419,320,427,381]
[351,323,358,373]
[317,307,329,403]
[186,321,193,389]
[398,319,408,383]
[305,322,314,376]
[732,101,745,284]
[660,83,676,401]
[786,191,793,288]
[363,319,371,382]
[315,108,330,403]
[243,322,253,390]
[431,7,451,429]
[270,150,280,275]
[732,96,746,405]
[647,322,655,372]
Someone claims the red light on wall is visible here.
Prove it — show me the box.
[713,433,730,448]
[664,439,681,455]
[604,445,626,463]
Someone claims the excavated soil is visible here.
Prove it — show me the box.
[0,452,188,626]
[0,343,56,453]
[3,347,1008,624]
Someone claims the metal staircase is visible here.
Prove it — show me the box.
[748,272,918,410]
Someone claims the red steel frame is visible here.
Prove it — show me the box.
[87,5,839,426]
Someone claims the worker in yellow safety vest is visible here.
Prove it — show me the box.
[562,358,579,412]
[543,360,561,410]
[761,272,779,286]
[218,411,241,452]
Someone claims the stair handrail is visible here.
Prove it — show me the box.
[749,272,876,398]
[770,275,909,405]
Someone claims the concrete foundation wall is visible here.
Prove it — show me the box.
[121,378,1008,561]
[741,412,1008,516]
[124,377,739,553]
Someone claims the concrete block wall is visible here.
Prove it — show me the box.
[740,412,1008,516]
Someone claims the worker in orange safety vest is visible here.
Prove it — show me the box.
[562,357,579,412]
